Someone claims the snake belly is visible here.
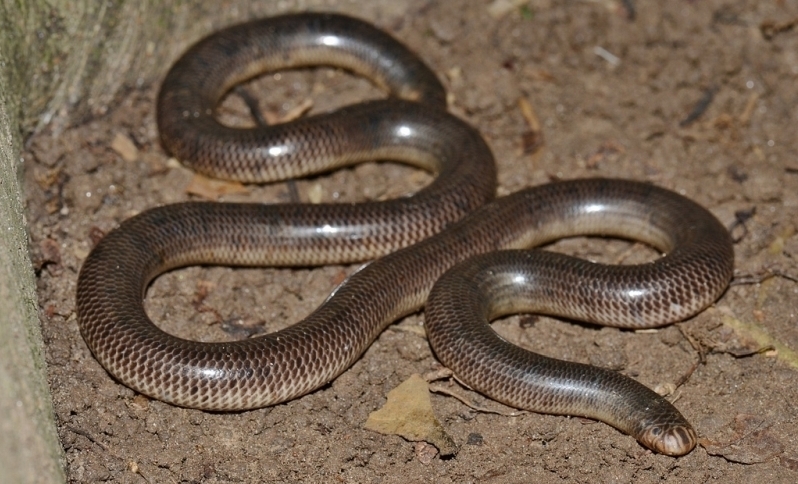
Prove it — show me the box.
[75,13,734,457]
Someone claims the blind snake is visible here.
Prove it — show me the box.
[76,13,734,456]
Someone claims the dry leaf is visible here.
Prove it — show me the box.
[702,414,784,464]
[487,0,527,18]
[518,97,544,155]
[738,92,759,126]
[263,98,313,124]
[111,132,139,162]
[713,308,798,368]
[364,374,457,456]
[185,173,249,200]
[518,97,541,132]
[73,245,90,261]
[307,183,323,204]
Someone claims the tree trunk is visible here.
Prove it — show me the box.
[0,1,307,481]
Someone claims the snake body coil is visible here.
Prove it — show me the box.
[76,13,734,457]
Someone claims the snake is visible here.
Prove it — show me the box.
[75,12,734,457]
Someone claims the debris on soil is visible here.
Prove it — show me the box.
[365,374,458,457]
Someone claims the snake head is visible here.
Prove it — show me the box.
[638,421,698,456]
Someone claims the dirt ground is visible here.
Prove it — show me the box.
[23,1,798,482]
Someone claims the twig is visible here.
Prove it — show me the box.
[429,382,525,417]
[679,86,717,127]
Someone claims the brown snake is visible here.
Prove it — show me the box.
[76,13,734,456]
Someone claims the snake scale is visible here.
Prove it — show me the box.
[76,12,734,456]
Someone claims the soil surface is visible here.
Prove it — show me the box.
[25,1,798,482]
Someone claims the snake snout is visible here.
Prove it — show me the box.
[640,423,697,456]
